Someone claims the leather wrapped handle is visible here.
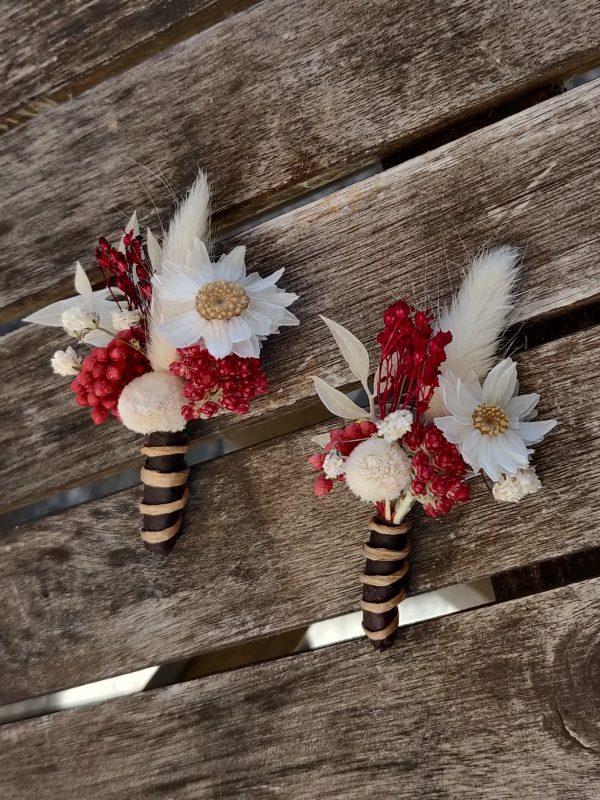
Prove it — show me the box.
[140,431,190,555]
[361,516,411,651]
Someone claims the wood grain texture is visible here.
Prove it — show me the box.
[0,0,247,118]
[1,578,599,799]
[2,0,600,316]
[3,81,600,510]
[1,326,597,704]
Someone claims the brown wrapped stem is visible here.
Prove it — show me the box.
[361,516,411,651]
[139,431,190,555]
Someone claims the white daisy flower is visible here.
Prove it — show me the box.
[152,241,299,358]
[434,358,556,482]
[50,346,82,376]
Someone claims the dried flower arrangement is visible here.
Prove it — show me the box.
[25,172,298,553]
[309,247,556,649]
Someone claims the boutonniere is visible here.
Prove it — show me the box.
[25,172,299,553]
[308,247,556,649]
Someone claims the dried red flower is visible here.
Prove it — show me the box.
[376,300,451,418]
[70,328,150,424]
[170,345,268,420]
[95,228,152,315]
[309,419,377,496]
[402,420,470,517]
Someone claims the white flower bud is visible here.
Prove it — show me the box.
[112,309,142,331]
[323,450,345,479]
[50,346,82,376]
[344,437,411,503]
[377,409,413,442]
[61,306,99,339]
[492,467,542,503]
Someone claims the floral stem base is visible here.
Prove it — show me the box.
[139,431,190,555]
[360,516,411,650]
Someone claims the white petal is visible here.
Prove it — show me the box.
[499,430,531,471]
[232,337,261,358]
[478,437,502,482]
[482,358,517,406]
[460,429,484,473]
[155,273,200,303]
[217,246,247,282]
[506,392,540,422]
[252,301,299,327]
[250,290,298,307]
[227,315,253,342]
[156,311,206,347]
[242,268,285,291]
[434,416,472,444]
[23,295,84,327]
[241,306,273,336]
[203,320,233,358]
[518,420,557,445]
[146,228,163,273]
[488,435,526,476]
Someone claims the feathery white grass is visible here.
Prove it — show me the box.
[148,171,211,371]
[427,245,521,418]
[160,170,210,270]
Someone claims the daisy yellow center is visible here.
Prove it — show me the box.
[195,280,249,321]
[472,403,510,436]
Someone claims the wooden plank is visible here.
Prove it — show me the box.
[3,82,600,510]
[0,0,250,119]
[1,326,598,704]
[1,578,599,799]
[2,1,600,318]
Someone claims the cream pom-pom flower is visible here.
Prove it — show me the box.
[492,466,542,503]
[344,437,411,503]
[118,372,186,434]
[434,358,556,482]
[152,240,299,359]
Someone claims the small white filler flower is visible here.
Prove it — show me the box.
[153,240,298,358]
[492,467,542,503]
[434,358,556,482]
[377,409,413,443]
[323,450,346,480]
[112,309,142,331]
[50,346,82,376]
[61,306,100,340]
[344,437,411,503]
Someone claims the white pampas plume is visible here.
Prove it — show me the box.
[160,171,210,271]
[147,171,211,371]
[427,246,521,418]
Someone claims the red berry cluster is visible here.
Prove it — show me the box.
[170,345,268,420]
[402,421,470,517]
[96,229,152,314]
[70,328,150,425]
[308,420,378,497]
[376,300,452,417]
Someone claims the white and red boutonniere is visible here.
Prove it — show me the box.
[25,172,299,553]
[308,247,555,649]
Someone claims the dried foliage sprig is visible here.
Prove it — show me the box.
[24,171,299,553]
[309,247,556,649]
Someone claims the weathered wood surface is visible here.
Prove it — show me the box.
[0,0,248,119]
[1,326,597,704]
[3,81,600,510]
[2,1,600,318]
[2,579,599,799]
